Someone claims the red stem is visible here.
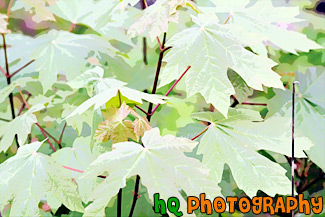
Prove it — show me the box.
[135,66,191,116]
[10,59,35,78]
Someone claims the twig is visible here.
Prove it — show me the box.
[117,189,122,217]
[0,65,8,77]
[232,95,267,106]
[135,66,191,116]
[2,33,19,148]
[191,126,209,141]
[142,37,148,65]
[58,122,66,148]
[17,92,31,116]
[6,0,14,21]
[291,81,299,217]
[146,33,167,122]
[10,59,35,78]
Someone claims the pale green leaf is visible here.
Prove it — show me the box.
[52,136,98,203]
[0,141,84,217]
[207,0,323,53]
[128,0,198,40]
[192,109,313,197]
[0,104,44,153]
[82,128,221,216]
[30,30,115,90]
[267,67,325,171]
[65,69,166,119]
[160,14,283,117]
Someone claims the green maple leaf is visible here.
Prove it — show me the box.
[159,14,283,117]
[52,136,99,203]
[192,109,313,197]
[128,0,198,40]
[29,30,115,90]
[95,103,137,143]
[0,14,10,34]
[50,0,137,46]
[207,0,322,54]
[65,67,166,119]
[12,0,56,23]
[0,104,44,153]
[267,67,325,171]
[82,128,221,216]
[0,141,84,217]
[228,69,253,103]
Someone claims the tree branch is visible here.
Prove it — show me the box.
[2,33,19,148]
[10,59,35,78]
[146,32,167,122]
[135,66,191,116]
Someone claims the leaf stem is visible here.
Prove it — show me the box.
[135,66,191,116]
[62,165,107,178]
[10,59,35,78]
[191,126,209,140]
[2,33,19,148]
[0,117,10,122]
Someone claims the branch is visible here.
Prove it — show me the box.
[17,92,31,116]
[16,85,57,152]
[232,95,267,106]
[10,59,35,78]
[130,32,170,217]
[2,33,19,148]
[135,66,191,116]
[0,65,8,77]
[58,122,67,148]
[146,33,167,122]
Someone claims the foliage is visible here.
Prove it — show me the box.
[0,0,324,216]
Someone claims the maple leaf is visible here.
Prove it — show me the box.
[65,67,166,119]
[82,128,221,216]
[128,0,198,40]
[0,141,84,217]
[160,14,283,117]
[192,109,313,197]
[207,0,322,54]
[95,103,137,143]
